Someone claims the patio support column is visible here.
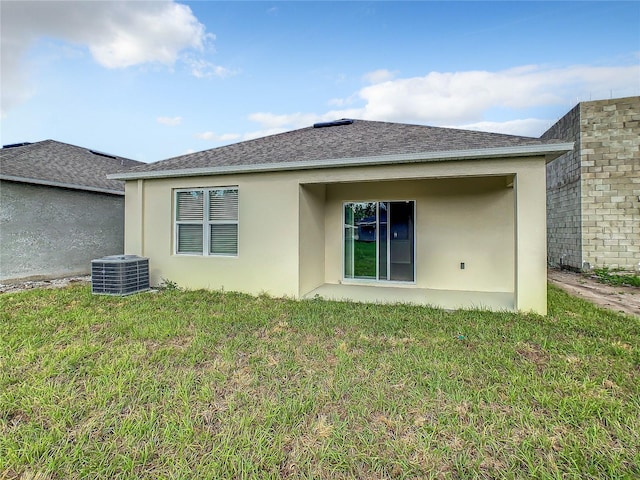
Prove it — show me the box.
[514,161,547,314]
[298,184,326,297]
[124,179,145,256]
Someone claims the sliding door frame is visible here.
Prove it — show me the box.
[342,200,416,285]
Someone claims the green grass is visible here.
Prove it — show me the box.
[353,240,377,277]
[1,285,639,479]
[592,267,640,288]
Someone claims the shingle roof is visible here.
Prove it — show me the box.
[0,140,143,194]
[118,119,567,177]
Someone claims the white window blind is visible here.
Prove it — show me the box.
[176,191,204,254]
[208,188,238,255]
[209,189,238,222]
[174,187,238,256]
[176,191,204,221]
[210,224,238,255]
[177,224,203,254]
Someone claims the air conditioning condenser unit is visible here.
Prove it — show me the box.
[91,255,149,296]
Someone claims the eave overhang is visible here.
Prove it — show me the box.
[0,175,124,196]
[107,142,574,181]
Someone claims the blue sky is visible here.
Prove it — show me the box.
[1,1,639,162]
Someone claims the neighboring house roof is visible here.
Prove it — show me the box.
[109,119,573,181]
[0,139,143,195]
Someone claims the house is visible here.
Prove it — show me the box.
[356,210,383,243]
[0,140,143,281]
[542,96,640,271]
[109,120,572,314]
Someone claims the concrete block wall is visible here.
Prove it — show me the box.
[542,104,583,269]
[580,97,640,270]
[543,96,640,271]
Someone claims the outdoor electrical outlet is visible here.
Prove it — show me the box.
[460,262,465,269]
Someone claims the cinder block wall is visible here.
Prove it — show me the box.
[543,96,640,271]
[542,104,583,269]
[580,97,640,270]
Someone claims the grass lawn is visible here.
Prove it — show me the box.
[1,285,639,479]
[354,240,377,278]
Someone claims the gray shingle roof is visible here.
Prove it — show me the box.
[120,119,566,176]
[0,140,143,194]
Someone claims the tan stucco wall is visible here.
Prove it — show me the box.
[126,173,302,297]
[514,160,548,314]
[124,180,143,256]
[299,184,326,295]
[123,156,548,313]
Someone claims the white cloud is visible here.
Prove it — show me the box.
[362,69,397,84]
[242,128,289,141]
[1,0,213,115]
[327,93,358,107]
[247,109,363,131]
[246,62,639,136]
[355,64,639,124]
[187,59,237,79]
[157,116,183,126]
[194,131,241,142]
[454,119,553,137]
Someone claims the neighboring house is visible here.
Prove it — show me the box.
[110,120,572,314]
[0,140,143,281]
[542,96,640,271]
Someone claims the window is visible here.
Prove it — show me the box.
[175,187,238,256]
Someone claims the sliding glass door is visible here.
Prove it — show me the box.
[344,201,414,282]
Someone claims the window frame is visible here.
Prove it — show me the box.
[174,186,239,257]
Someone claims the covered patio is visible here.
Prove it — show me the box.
[304,283,515,311]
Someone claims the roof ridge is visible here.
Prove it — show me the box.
[118,118,567,178]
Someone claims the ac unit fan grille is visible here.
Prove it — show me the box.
[91,255,149,296]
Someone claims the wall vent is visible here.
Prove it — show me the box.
[91,255,149,296]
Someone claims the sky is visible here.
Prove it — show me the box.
[1,1,639,163]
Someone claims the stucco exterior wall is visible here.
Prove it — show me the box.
[124,156,548,313]
[125,174,302,297]
[513,159,548,314]
[323,177,515,293]
[0,180,125,281]
[299,184,326,295]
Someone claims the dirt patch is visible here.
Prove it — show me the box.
[0,276,91,294]
[548,268,640,318]
[516,342,550,371]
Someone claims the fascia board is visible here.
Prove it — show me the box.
[108,142,574,181]
[0,175,124,196]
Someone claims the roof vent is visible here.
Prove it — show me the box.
[313,119,354,128]
[91,255,149,296]
[89,149,117,159]
[2,142,32,149]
